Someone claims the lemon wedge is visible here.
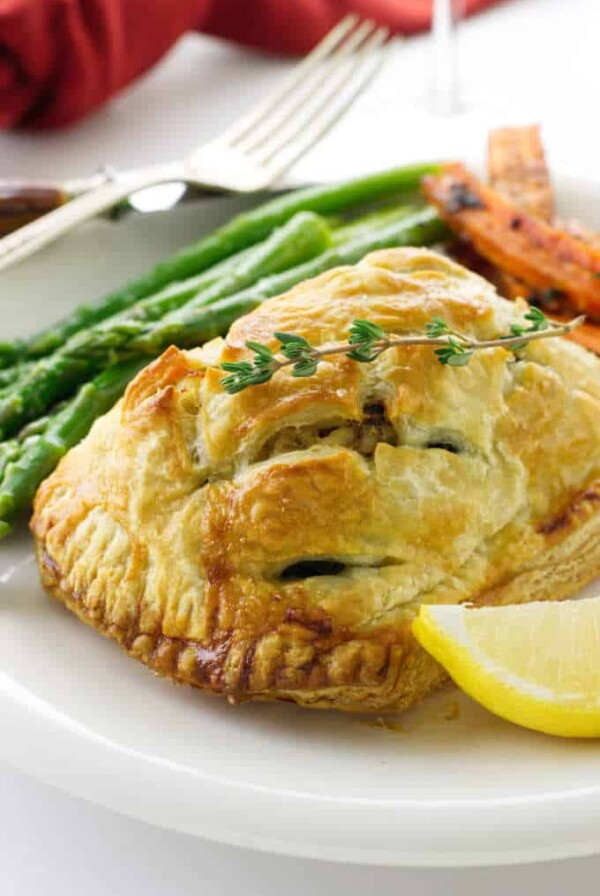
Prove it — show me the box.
[413,597,600,738]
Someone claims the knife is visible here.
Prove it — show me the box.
[0,169,219,236]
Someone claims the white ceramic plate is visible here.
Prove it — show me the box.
[1,182,600,868]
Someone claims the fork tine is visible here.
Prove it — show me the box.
[234,18,379,156]
[251,26,392,171]
[220,14,360,146]
[271,32,393,178]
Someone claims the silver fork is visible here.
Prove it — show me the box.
[0,15,391,274]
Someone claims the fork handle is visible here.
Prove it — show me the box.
[0,162,185,274]
[0,183,70,237]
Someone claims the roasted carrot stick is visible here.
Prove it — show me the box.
[488,125,553,222]
[487,125,552,300]
[488,126,600,253]
[422,163,600,318]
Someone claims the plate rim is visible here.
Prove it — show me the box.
[4,669,600,868]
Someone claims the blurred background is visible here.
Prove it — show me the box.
[1,0,597,184]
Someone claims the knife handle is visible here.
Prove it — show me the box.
[0,183,69,236]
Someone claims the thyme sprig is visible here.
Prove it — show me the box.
[220,308,584,394]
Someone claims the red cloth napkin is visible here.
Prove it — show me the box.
[0,0,500,130]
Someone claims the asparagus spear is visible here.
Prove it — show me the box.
[0,252,255,402]
[0,211,330,438]
[0,249,258,374]
[0,430,52,482]
[131,206,448,352]
[0,362,34,389]
[0,343,25,371]
[0,407,63,484]
[0,364,21,390]
[0,439,20,480]
[5,164,437,364]
[330,203,421,245]
[88,202,418,327]
[0,358,148,537]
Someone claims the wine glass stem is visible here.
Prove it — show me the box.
[430,0,463,116]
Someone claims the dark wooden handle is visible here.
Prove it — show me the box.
[0,183,68,236]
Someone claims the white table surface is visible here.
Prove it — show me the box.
[1,0,599,892]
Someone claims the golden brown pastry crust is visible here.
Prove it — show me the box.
[31,248,600,712]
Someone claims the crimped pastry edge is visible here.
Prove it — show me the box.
[33,481,600,713]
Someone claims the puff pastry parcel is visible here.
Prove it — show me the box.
[32,248,600,712]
